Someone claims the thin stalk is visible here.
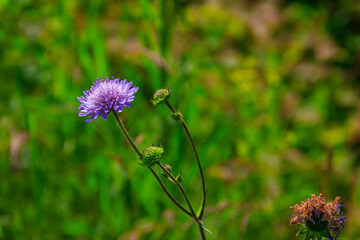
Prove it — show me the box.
[147,165,192,217]
[157,162,207,240]
[112,110,142,157]
[112,110,191,217]
[164,101,207,219]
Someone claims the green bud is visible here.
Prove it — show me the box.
[142,146,164,166]
[152,89,170,105]
[175,174,183,183]
[170,112,183,121]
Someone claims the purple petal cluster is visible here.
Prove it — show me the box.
[329,212,346,240]
[78,77,139,123]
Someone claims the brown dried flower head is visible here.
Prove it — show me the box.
[290,194,345,240]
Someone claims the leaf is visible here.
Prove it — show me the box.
[316,233,322,240]
[320,230,332,238]
[175,174,183,183]
[305,230,315,240]
[296,228,307,238]
[161,172,177,184]
[202,225,212,235]
[196,198,205,218]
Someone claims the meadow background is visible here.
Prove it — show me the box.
[1,0,359,239]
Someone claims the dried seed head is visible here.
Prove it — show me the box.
[290,194,346,240]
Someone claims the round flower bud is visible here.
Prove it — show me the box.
[142,146,164,166]
[152,89,170,105]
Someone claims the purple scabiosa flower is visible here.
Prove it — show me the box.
[290,194,346,240]
[78,77,139,123]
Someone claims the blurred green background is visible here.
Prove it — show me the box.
[1,0,360,239]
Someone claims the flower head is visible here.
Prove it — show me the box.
[142,146,164,166]
[152,89,170,105]
[78,77,139,123]
[290,194,346,240]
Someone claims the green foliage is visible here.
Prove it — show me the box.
[0,0,359,239]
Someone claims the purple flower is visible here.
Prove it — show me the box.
[290,194,346,240]
[78,77,139,123]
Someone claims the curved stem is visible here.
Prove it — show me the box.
[157,162,207,240]
[112,110,191,217]
[165,100,177,113]
[164,101,207,219]
[112,110,142,157]
[147,166,192,217]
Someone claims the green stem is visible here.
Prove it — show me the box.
[112,110,142,157]
[165,101,207,220]
[157,162,207,240]
[147,166,192,217]
[112,110,192,217]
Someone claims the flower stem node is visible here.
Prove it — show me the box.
[142,146,164,166]
[152,89,170,105]
[176,174,183,183]
[170,112,183,121]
